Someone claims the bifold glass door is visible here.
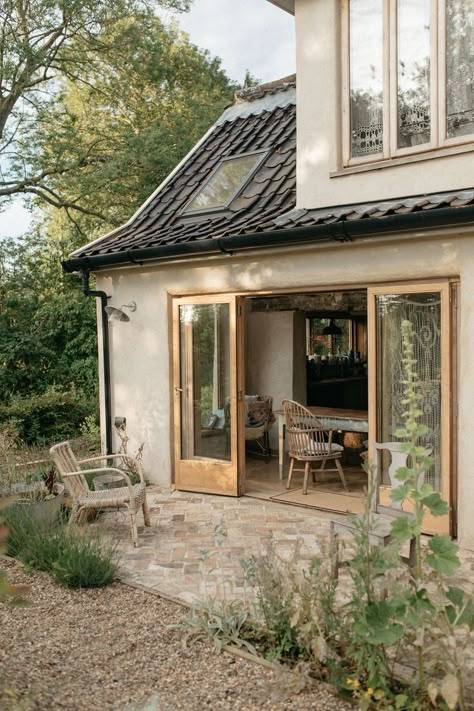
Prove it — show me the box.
[172,295,243,495]
[368,282,453,534]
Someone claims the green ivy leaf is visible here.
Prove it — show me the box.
[420,492,449,517]
[390,516,413,542]
[427,536,460,575]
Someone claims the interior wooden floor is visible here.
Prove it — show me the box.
[244,453,368,515]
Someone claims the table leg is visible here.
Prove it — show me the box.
[278,417,285,480]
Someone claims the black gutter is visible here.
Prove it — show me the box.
[80,271,113,456]
[62,203,474,274]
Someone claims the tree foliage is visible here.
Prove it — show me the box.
[26,14,235,241]
[0,0,196,214]
[0,236,97,399]
[0,1,237,445]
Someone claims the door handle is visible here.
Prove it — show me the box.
[175,387,183,393]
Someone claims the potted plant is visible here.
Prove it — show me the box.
[12,463,65,522]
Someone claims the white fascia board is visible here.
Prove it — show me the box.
[68,120,220,259]
[266,0,294,15]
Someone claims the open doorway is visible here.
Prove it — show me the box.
[171,282,452,533]
[243,289,369,514]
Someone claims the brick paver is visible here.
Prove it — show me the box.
[93,487,474,609]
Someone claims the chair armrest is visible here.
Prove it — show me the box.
[78,454,145,483]
[65,467,134,497]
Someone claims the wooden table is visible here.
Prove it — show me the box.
[274,406,369,480]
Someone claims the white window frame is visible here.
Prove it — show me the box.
[342,0,474,167]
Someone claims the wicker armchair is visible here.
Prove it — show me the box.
[50,441,150,547]
[224,395,275,460]
[282,399,348,494]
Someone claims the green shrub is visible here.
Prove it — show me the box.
[1,503,47,558]
[1,504,118,588]
[80,414,101,450]
[0,390,97,445]
[52,533,118,588]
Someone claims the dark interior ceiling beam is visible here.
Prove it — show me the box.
[249,290,368,314]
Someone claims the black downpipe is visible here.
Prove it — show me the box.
[80,271,113,455]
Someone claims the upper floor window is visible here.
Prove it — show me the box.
[344,0,474,164]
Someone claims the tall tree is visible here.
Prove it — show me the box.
[26,15,234,243]
[0,6,236,410]
[0,0,191,208]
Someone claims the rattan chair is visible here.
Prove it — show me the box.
[50,441,150,547]
[282,399,348,494]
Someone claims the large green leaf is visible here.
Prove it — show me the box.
[391,484,411,503]
[358,601,404,646]
[420,492,449,517]
[427,536,460,575]
[390,516,413,542]
[404,588,435,627]
[445,587,474,630]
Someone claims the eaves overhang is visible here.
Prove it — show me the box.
[62,203,474,275]
[266,0,295,15]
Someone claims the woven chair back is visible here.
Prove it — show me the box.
[246,396,274,427]
[50,441,89,498]
[282,399,327,458]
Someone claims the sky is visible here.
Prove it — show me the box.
[0,0,295,240]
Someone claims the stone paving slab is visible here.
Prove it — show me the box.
[93,487,474,608]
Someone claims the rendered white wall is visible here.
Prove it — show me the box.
[95,227,474,549]
[246,310,306,449]
[295,0,474,209]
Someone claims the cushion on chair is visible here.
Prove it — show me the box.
[299,433,344,456]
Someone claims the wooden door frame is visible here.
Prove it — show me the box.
[169,278,458,525]
[368,279,455,535]
[172,293,243,496]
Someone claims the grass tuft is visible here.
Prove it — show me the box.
[1,503,118,588]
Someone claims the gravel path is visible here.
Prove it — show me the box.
[0,559,352,710]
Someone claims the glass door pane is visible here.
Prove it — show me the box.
[376,292,441,489]
[368,282,452,535]
[179,303,230,462]
[173,295,242,497]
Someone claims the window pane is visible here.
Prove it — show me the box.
[397,0,431,149]
[350,0,384,159]
[185,154,262,212]
[447,0,474,139]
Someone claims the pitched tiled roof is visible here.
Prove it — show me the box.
[68,72,474,266]
[273,190,474,229]
[72,78,297,259]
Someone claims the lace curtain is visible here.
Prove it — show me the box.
[377,294,442,491]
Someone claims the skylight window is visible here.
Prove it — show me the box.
[184,152,265,214]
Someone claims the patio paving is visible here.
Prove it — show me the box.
[94,486,474,607]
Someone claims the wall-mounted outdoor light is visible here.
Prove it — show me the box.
[104,301,137,323]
